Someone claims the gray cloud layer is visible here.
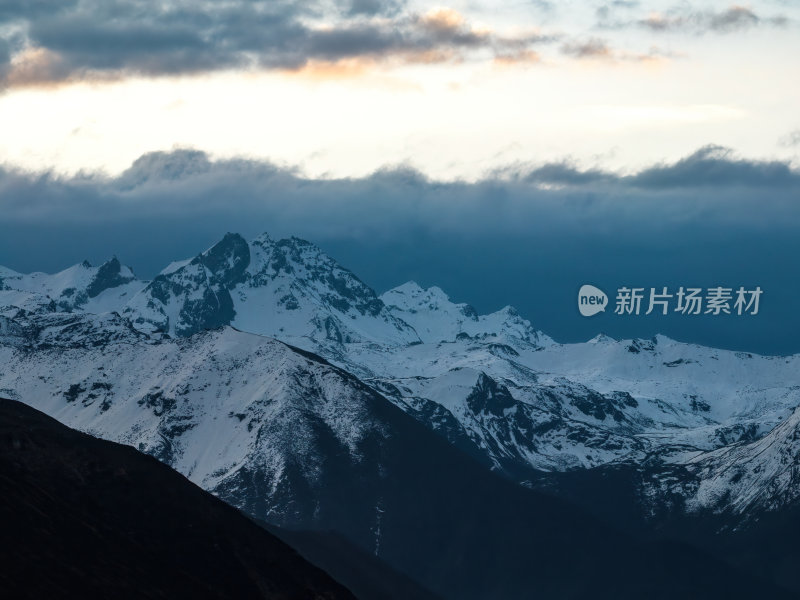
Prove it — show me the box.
[3,2,789,85]
[3,145,798,228]
[599,4,789,34]
[0,0,555,87]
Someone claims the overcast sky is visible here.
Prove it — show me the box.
[1,1,799,353]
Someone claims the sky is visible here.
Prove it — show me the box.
[1,1,799,354]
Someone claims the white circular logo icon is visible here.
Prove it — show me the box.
[578,284,608,317]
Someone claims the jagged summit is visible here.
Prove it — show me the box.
[588,333,616,344]
[252,231,272,244]
[0,233,553,348]
[0,256,143,314]
[86,256,137,298]
[124,232,420,344]
[382,282,475,317]
[387,280,425,294]
[381,281,548,345]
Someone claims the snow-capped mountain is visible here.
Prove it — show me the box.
[3,230,800,526]
[0,314,393,525]
[380,281,550,345]
[0,257,144,314]
[644,403,800,519]
[0,310,780,599]
[370,367,648,473]
[334,289,800,475]
[124,232,419,346]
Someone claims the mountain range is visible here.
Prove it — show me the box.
[3,231,800,596]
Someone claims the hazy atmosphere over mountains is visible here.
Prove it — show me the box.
[2,0,799,597]
[2,147,800,354]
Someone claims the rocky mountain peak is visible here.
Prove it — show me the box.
[247,234,387,318]
[86,256,137,299]
[191,232,251,289]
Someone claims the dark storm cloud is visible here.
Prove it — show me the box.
[2,146,798,235]
[14,1,320,77]
[628,145,800,188]
[498,145,800,190]
[599,5,789,34]
[0,0,557,86]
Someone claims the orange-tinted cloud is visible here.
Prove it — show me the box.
[560,37,677,65]
[0,1,560,89]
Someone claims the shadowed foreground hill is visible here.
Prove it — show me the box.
[0,398,355,600]
[1,397,794,600]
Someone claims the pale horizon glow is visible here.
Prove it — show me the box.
[0,1,799,180]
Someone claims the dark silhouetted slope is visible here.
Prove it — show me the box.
[0,398,355,600]
[263,525,443,600]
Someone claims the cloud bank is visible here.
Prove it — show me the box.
[2,145,798,233]
[0,1,556,87]
[1,146,799,355]
[4,1,790,87]
[2,146,798,234]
